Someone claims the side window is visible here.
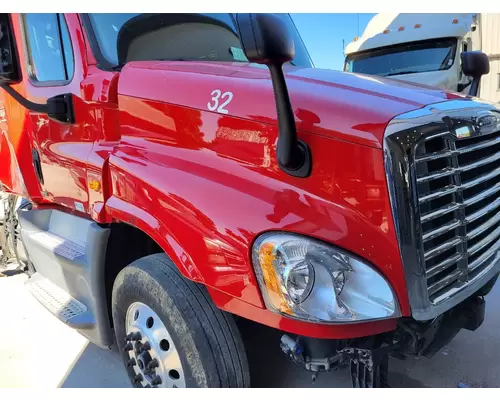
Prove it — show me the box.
[24,13,74,83]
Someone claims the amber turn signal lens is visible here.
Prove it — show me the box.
[89,179,101,192]
[258,243,292,315]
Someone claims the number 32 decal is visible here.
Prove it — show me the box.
[207,89,233,114]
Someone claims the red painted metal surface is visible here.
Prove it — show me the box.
[4,14,93,210]
[2,14,470,338]
[118,61,466,148]
[109,88,408,337]
[207,287,397,339]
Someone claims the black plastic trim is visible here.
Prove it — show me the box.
[279,140,312,178]
[0,13,22,84]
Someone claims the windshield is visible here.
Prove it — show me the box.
[86,13,313,68]
[344,38,458,77]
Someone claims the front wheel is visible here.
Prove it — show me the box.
[112,253,250,388]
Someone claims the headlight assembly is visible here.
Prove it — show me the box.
[252,233,400,323]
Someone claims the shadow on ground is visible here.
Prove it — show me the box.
[3,260,497,389]
[61,319,428,388]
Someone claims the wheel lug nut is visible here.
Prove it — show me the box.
[123,343,133,352]
[133,373,143,383]
[151,375,162,386]
[147,359,159,369]
[125,333,134,342]
[127,359,136,367]
[140,342,151,352]
[132,332,142,341]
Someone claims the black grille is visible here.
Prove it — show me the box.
[414,129,500,304]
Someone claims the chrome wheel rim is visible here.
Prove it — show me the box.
[124,302,185,388]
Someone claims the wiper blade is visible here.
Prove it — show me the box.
[385,71,421,77]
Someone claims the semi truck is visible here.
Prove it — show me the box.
[0,13,499,388]
[344,13,500,103]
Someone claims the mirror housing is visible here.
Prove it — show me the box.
[236,13,311,178]
[236,13,295,66]
[0,13,21,84]
[460,51,490,97]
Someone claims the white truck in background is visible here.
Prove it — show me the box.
[344,13,500,103]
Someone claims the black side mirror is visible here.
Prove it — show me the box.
[235,13,311,178]
[461,51,490,97]
[0,13,21,84]
[0,14,74,124]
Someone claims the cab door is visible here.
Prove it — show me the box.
[19,13,92,212]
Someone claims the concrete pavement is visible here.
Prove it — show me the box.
[1,262,499,388]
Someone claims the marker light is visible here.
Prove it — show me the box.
[414,24,421,28]
[383,29,390,34]
[398,26,405,31]
[252,233,400,323]
[452,19,459,24]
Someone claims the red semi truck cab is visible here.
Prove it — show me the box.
[0,13,499,388]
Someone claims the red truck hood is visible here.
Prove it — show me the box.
[118,62,467,148]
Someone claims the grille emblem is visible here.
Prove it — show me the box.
[455,126,471,139]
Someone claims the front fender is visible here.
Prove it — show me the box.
[104,191,265,308]
[104,195,203,282]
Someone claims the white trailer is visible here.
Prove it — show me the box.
[344,13,499,102]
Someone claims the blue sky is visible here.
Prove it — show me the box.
[291,13,376,70]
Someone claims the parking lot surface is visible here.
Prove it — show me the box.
[1,263,499,388]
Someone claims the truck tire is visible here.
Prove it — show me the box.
[112,253,250,388]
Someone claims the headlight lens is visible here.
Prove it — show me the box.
[252,233,400,323]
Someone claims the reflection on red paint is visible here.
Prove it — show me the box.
[4,14,470,338]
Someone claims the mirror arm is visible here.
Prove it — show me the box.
[0,84,75,124]
[457,80,472,93]
[0,84,49,114]
[268,63,312,178]
[468,79,480,97]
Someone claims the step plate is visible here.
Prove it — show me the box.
[29,231,85,261]
[26,277,87,323]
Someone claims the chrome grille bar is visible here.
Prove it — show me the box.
[467,210,500,240]
[420,202,460,223]
[424,238,462,261]
[422,219,461,242]
[384,101,500,321]
[464,182,500,205]
[426,253,464,279]
[419,185,460,203]
[461,166,500,190]
[468,225,500,257]
[415,136,500,163]
[415,124,500,302]
[466,197,500,224]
